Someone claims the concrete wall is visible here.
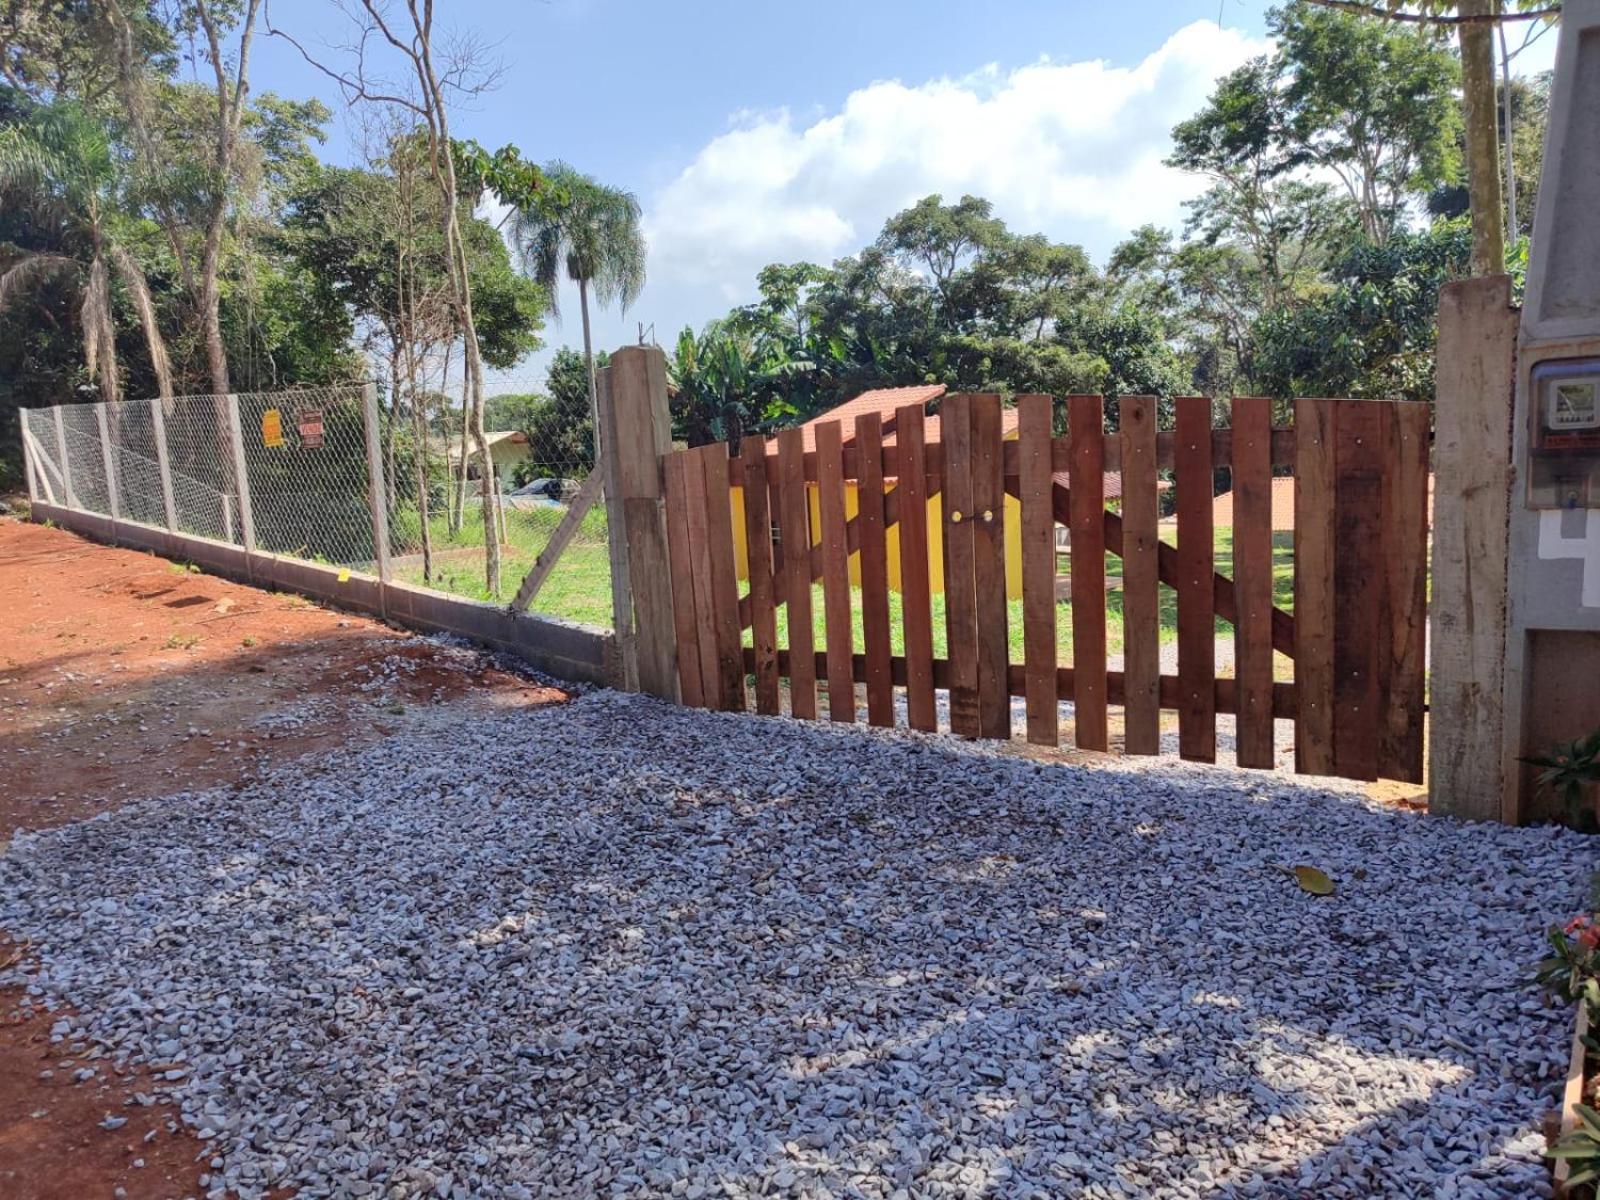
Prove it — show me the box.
[29,501,618,688]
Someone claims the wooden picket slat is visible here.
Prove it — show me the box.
[740,435,780,715]
[855,414,895,726]
[659,391,1429,788]
[1380,401,1430,783]
[1068,394,1108,751]
[699,443,746,712]
[1333,400,1384,781]
[816,420,856,722]
[1294,399,1336,775]
[942,395,980,737]
[662,451,705,709]
[682,448,723,709]
[776,427,817,719]
[1231,396,1275,769]
[895,404,938,732]
[1174,396,1216,762]
[1018,395,1057,745]
[971,395,1010,741]
[1118,396,1160,755]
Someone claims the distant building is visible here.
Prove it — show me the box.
[441,431,531,481]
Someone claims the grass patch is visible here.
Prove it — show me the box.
[389,502,1297,658]
[390,503,613,628]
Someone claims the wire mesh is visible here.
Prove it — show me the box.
[162,395,240,543]
[55,404,111,516]
[383,397,612,627]
[25,384,614,626]
[236,387,377,568]
[108,400,171,530]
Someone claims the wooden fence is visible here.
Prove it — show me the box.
[659,394,1428,784]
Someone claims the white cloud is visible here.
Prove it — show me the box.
[496,19,1269,391]
[642,20,1269,298]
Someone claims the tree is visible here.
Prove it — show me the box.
[502,347,609,474]
[508,161,646,453]
[1273,2,1461,243]
[103,0,263,394]
[1254,218,1473,403]
[270,0,526,595]
[1302,0,1560,275]
[0,94,171,402]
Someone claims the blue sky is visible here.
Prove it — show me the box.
[250,0,1558,394]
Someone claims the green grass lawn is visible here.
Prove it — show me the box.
[390,505,1296,662]
[390,502,614,627]
[753,529,1294,665]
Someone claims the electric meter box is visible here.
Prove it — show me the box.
[1528,358,1600,509]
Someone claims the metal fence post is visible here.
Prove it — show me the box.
[361,383,393,601]
[52,405,76,509]
[95,403,121,522]
[19,408,40,505]
[149,395,178,532]
[223,393,256,554]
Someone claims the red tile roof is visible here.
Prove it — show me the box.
[1185,477,1296,530]
[793,385,948,452]
[1051,469,1171,501]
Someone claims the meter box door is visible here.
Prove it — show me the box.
[1529,358,1600,509]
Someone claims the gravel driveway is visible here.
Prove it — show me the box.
[0,692,1589,1199]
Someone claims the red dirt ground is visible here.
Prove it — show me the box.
[0,515,567,1199]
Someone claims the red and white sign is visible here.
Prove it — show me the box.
[297,409,324,449]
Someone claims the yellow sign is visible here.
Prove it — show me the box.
[261,408,284,448]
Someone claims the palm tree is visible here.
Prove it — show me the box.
[510,162,646,438]
[0,100,172,403]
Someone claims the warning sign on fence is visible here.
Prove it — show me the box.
[261,408,284,448]
[297,409,324,449]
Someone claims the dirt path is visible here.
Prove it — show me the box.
[0,516,567,1200]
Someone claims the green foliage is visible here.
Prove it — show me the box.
[1523,728,1600,830]
[509,161,646,323]
[1254,218,1472,403]
[489,347,606,476]
[1547,1103,1600,1190]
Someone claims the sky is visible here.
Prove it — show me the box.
[249,0,1560,395]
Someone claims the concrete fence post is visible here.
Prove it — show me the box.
[602,345,678,699]
[19,408,40,505]
[361,383,392,607]
[223,393,257,555]
[149,395,178,532]
[52,405,76,509]
[94,402,121,523]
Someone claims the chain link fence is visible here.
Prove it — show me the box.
[379,400,612,629]
[19,389,614,632]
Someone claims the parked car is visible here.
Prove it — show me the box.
[510,476,564,499]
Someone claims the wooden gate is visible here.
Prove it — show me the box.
[659,394,1429,783]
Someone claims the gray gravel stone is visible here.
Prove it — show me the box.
[0,690,1589,1199]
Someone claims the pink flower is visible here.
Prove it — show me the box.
[1566,916,1592,935]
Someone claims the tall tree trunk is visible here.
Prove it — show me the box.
[199,224,230,395]
[1499,20,1517,242]
[455,357,472,536]
[579,276,600,470]
[1458,0,1506,276]
[402,336,433,582]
